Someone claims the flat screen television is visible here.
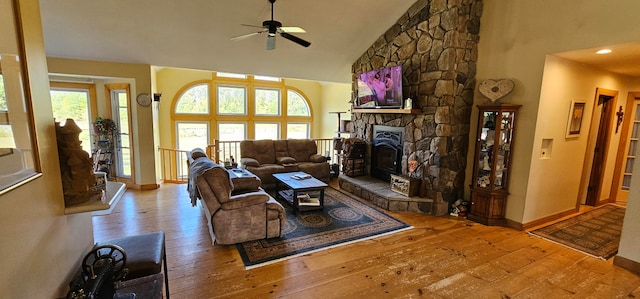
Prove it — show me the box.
[356,65,403,108]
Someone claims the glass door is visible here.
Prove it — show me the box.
[619,100,640,201]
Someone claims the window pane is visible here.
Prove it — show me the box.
[255,123,279,140]
[177,122,209,150]
[50,89,92,153]
[0,124,15,147]
[218,123,246,141]
[121,148,131,177]
[625,157,635,174]
[217,72,247,79]
[623,175,632,190]
[287,123,309,139]
[218,86,246,115]
[176,84,209,114]
[0,74,6,110]
[254,75,281,82]
[287,90,310,116]
[255,88,280,115]
[629,140,637,156]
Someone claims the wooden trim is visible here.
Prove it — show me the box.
[505,218,523,231]
[613,255,640,276]
[521,207,579,230]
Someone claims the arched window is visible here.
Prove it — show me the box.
[287,90,310,116]
[171,74,313,147]
[175,83,209,114]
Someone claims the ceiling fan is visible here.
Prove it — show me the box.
[231,0,311,50]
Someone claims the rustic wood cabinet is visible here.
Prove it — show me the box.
[469,104,521,226]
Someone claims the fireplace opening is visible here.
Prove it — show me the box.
[371,125,403,182]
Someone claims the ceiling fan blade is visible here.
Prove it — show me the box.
[280,26,306,33]
[266,35,276,50]
[280,32,311,47]
[241,24,265,29]
[231,31,264,41]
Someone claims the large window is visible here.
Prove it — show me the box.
[255,88,280,116]
[218,123,246,141]
[49,83,97,154]
[172,73,312,147]
[177,122,208,150]
[218,86,246,115]
[287,90,310,116]
[175,84,209,114]
[255,123,280,140]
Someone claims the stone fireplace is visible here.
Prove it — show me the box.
[338,0,482,216]
[371,125,403,181]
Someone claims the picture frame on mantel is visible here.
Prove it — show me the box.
[0,0,42,194]
[566,100,586,138]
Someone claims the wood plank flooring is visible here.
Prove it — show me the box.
[92,182,640,298]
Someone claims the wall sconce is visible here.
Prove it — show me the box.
[153,92,162,102]
[616,106,624,133]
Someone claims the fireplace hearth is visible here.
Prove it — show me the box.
[371,125,403,182]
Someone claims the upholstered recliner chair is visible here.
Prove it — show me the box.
[188,151,285,245]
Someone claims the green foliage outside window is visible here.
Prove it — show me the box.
[218,86,246,114]
[287,90,310,116]
[255,88,279,115]
[0,75,6,111]
[176,84,209,114]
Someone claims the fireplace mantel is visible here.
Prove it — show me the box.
[352,108,421,114]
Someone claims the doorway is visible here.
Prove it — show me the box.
[610,92,640,203]
[585,88,618,206]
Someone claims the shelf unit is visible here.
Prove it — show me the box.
[352,108,421,114]
[468,104,521,226]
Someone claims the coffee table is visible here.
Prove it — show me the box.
[273,171,328,214]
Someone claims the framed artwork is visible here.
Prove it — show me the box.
[566,100,586,138]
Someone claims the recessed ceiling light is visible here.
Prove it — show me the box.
[596,49,612,55]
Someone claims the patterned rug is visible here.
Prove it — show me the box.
[529,204,626,260]
[235,187,412,269]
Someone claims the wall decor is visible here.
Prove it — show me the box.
[479,79,515,103]
[566,100,586,138]
[0,0,42,194]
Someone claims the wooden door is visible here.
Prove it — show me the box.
[586,92,615,206]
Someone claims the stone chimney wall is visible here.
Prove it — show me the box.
[351,0,483,214]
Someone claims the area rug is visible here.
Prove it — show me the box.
[235,187,412,269]
[529,204,626,260]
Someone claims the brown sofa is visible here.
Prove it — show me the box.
[187,149,285,245]
[240,139,331,187]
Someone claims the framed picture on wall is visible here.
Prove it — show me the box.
[566,100,586,138]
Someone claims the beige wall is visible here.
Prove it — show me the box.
[475,0,640,266]
[47,58,157,186]
[318,82,352,139]
[0,0,94,298]
[526,55,640,222]
[472,0,640,223]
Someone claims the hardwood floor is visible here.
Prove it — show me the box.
[93,182,640,298]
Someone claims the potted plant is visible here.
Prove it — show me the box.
[93,117,118,136]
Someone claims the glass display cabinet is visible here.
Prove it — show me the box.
[469,104,521,226]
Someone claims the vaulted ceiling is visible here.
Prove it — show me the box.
[38,0,640,85]
[39,0,418,83]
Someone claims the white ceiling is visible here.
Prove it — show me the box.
[553,42,640,78]
[38,0,419,84]
[38,1,640,84]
